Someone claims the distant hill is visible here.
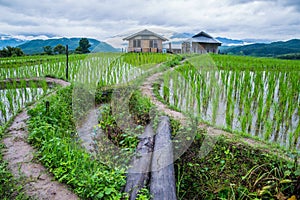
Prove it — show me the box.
[170,32,193,39]
[222,39,300,57]
[0,35,26,49]
[17,38,118,54]
[216,37,245,46]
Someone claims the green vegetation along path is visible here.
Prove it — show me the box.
[2,77,79,200]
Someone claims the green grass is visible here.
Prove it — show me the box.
[121,52,174,67]
[211,54,300,71]
[27,86,126,199]
[26,86,158,199]
[1,52,299,199]
[175,133,300,199]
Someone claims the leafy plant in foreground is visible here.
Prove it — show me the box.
[27,86,126,199]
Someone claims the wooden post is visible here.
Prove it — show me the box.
[65,45,69,81]
[124,125,154,200]
[45,101,50,114]
[150,116,177,200]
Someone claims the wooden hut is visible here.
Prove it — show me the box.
[182,31,221,54]
[123,29,168,53]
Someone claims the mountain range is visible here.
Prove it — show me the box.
[0,35,26,49]
[1,31,299,57]
[221,39,300,57]
[17,38,118,54]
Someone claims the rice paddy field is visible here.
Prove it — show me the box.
[0,53,172,124]
[0,52,299,199]
[158,54,300,151]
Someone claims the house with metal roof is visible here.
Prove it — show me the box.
[123,29,168,53]
[182,31,222,54]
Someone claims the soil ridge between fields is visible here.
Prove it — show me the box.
[2,77,79,200]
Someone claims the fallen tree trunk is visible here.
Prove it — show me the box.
[150,116,177,200]
[124,124,154,200]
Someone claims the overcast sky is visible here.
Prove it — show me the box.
[0,0,299,41]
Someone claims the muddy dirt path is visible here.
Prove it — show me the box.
[2,78,79,200]
[140,69,188,124]
[77,106,103,154]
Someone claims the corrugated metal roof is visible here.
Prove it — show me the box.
[123,29,168,41]
[186,31,222,44]
[192,31,213,38]
[189,37,221,44]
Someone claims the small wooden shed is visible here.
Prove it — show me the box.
[182,31,222,54]
[123,29,168,53]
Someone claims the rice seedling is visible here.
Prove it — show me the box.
[0,79,50,125]
[2,53,299,199]
[154,54,300,149]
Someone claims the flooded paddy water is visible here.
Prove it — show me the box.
[158,66,300,150]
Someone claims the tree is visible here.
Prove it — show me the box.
[54,44,66,54]
[43,46,53,55]
[0,48,9,57]
[0,46,24,57]
[75,38,91,54]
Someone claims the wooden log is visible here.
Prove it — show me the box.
[65,44,69,81]
[150,116,177,200]
[124,124,154,200]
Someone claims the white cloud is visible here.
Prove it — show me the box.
[0,0,299,43]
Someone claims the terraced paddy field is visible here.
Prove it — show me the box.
[0,53,299,199]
